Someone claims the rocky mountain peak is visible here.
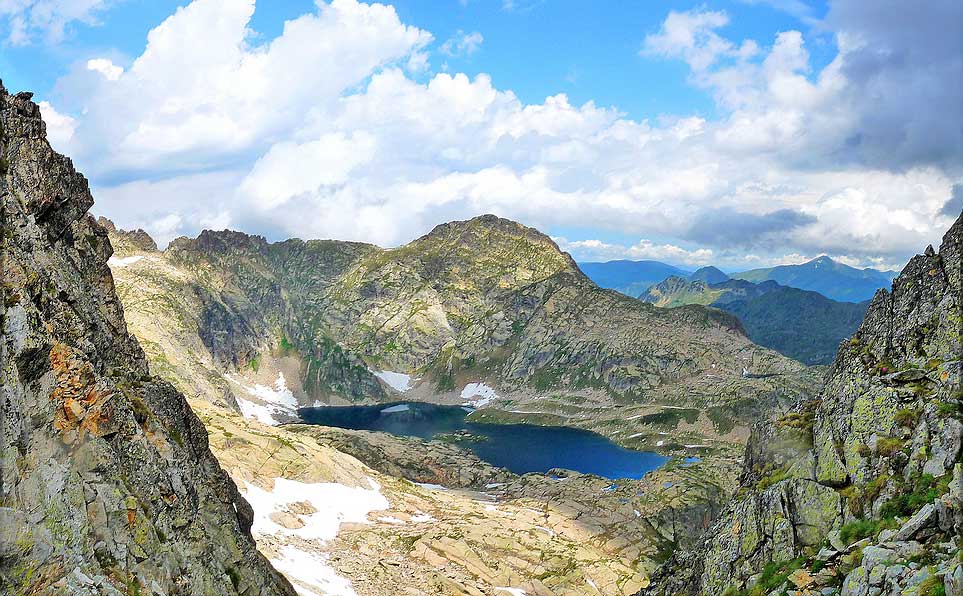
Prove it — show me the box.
[167,228,272,260]
[690,266,730,284]
[96,217,158,254]
[423,213,554,243]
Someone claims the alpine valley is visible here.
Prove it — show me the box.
[1,81,961,596]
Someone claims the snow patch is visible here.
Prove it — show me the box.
[410,512,435,523]
[495,588,528,596]
[380,404,411,414]
[372,370,414,392]
[414,482,448,491]
[656,440,665,446]
[244,477,388,541]
[226,372,298,425]
[460,382,499,407]
[107,255,144,267]
[234,396,283,425]
[271,546,356,596]
[241,477,389,596]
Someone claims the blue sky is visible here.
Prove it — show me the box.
[0,0,958,270]
[2,0,834,120]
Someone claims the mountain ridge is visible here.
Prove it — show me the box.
[101,212,817,454]
[641,276,869,365]
[733,255,897,302]
[580,255,896,304]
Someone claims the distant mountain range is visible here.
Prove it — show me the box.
[641,271,869,365]
[580,255,896,303]
[578,260,690,297]
[731,256,897,302]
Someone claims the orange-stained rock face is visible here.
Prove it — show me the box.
[49,342,117,442]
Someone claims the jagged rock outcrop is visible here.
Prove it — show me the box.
[640,212,963,596]
[0,85,294,594]
[97,217,158,253]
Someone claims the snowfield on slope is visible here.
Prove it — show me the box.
[225,372,299,425]
[460,382,499,407]
[107,255,145,267]
[372,370,414,392]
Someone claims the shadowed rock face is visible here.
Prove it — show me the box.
[0,86,295,594]
[639,212,963,596]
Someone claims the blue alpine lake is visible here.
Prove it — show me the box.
[298,402,669,479]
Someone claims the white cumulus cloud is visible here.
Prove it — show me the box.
[440,29,483,56]
[86,58,123,80]
[0,0,108,45]
[35,0,962,269]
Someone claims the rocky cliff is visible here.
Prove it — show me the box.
[0,85,295,594]
[640,212,963,596]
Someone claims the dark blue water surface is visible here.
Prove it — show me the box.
[298,402,668,479]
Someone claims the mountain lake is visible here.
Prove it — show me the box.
[298,402,669,479]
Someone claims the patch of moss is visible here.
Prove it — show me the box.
[278,335,295,353]
[777,409,815,432]
[756,465,790,491]
[879,472,951,519]
[936,401,963,419]
[839,519,880,543]
[918,574,946,596]
[721,557,806,596]
[893,408,920,428]
[810,558,827,573]
[225,567,241,590]
[129,395,151,424]
[875,437,904,457]
[167,426,184,447]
